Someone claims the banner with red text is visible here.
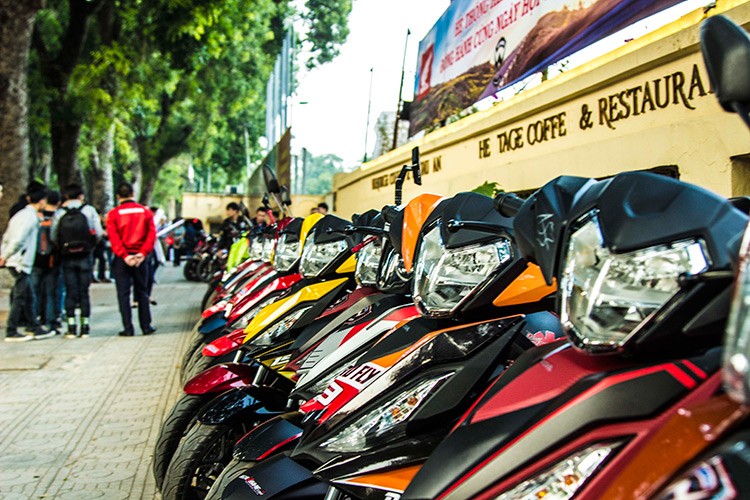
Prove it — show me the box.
[410,0,683,135]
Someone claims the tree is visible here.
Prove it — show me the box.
[33,0,106,188]
[0,0,45,232]
[21,0,355,210]
[303,153,344,195]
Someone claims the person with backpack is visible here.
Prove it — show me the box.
[106,182,157,337]
[1,188,56,342]
[52,184,103,338]
[32,190,63,332]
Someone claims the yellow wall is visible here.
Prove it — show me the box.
[333,0,750,218]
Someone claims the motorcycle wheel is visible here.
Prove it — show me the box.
[181,344,211,386]
[204,458,255,500]
[153,394,212,491]
[201,286,218,312]
[197,258,213,283]
[162,421,252,500]
[183,259,199,281]
[183,351,227,387]
[180,333,207,379]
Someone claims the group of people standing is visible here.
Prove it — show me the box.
[1,181,158,342]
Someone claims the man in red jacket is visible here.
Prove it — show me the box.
[107,182,157,336]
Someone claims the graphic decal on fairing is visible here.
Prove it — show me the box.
[308,362,386,408]
[526,330,559,346]
[240,475,265,496]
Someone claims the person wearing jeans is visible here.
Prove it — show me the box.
[52,184,103,338]
[0,189,55,342]
[106,182,157,337]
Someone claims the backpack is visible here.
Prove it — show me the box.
[58,205,94,257]
[34,214,55,268]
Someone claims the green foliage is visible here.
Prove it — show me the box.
[303,0,353,68]
[27,0,354,203]
[303,153,344,195]
[471,181,503,198]
[152,155,190,207]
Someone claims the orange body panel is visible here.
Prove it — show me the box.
[601,394,748,499]
[401,194,443,272]
[336,464,423,494]
[493,263,557,307]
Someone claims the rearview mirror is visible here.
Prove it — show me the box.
[263,165,281,194]
[262,194,270,208]
[701,15,750,122]
[411,147,422,186]
[280,186,292,206]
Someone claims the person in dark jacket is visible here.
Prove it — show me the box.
[218,202,245,250]
[32,190,63,331]
[106,182,157,337]
[52,184,103,338]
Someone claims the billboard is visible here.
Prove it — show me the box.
[410,0,684,135]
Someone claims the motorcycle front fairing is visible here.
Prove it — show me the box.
[402,344,722,500]
[294,313,564,500]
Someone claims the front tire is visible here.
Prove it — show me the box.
[153,394,212,491]
[204,458,256,500]
[183,352,223,386]
[162,422,250,500]
[181,333,207,379]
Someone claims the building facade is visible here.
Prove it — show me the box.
[333,0,750,219]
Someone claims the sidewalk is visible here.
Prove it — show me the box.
[0,265,203,499]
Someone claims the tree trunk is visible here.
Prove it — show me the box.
[130,139,143,198]
[34,0,103,191]
[139,170,157,206]
[50,101,83,188]
[89,122,114,212]
[0,1,43,233]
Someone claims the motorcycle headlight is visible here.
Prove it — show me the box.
[249,238,264,260]
[378,247,411,291]
[723,227,750,405]
[560,212,710,353]
[319,372,453,453]
[274,234,301,272]
[497,441,622,499]
[414,226,512,317]
[300,235,349,278]
[251,306,312,347]
[261,237,275,263]
[356,240,381,286]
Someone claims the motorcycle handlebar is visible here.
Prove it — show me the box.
[494,193,524,217]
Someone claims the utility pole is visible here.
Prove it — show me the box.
[392,29,411,151]
[363,67,374,163]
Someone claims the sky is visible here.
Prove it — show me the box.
[289,0,708,170]
[290,0,450,168]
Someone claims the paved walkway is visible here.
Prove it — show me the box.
[0,265,202,499]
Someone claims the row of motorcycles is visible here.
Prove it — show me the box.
[184,234,228,283]
[153,15,750,500]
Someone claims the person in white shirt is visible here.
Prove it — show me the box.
[0,188,55,342]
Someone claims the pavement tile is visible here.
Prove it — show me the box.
[0,266,202,499]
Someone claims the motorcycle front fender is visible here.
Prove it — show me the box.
[222,454,326,500]
[233,412,304,462]
[183,362,257,395]
[196,385,288,426]
[199,315,228,335]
